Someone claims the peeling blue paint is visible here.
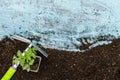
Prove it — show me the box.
[0,0,120,52]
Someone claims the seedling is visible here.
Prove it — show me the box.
[1,44,41,80]
[12,46,37,72]
[1,35,48,80]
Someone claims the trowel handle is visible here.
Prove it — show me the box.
[1,66,17,80]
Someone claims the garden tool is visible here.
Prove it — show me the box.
[11,35,48,58]
[1,35,48,80]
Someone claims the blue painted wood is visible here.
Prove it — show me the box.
[0,0,119,52]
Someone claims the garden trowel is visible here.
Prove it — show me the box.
[1,35,48,80]
[11,35,48,58]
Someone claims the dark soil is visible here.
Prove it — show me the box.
[1,37,120,80]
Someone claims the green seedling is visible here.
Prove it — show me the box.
[1,45,38,80]
[12,47,37,72]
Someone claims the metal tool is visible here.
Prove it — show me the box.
[11,35,48,58]
[1,35,48,80]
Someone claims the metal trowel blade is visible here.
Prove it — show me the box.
[11,35,31,43]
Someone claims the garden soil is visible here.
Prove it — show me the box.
[1,37,120,80]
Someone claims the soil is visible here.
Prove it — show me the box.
[1,37,120,80]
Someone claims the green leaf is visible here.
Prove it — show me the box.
[31,53,36,58]
[29,59,34,65]
[20,58,25,67]
[27,67,30,72]
[32,47,37,50]
[14,58,19,66]
[12,60,15,65]
[23,64,29,70]
[13,55,16,60]
[27,56,31,61]
[17,50,22,57]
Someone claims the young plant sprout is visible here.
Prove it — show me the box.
[1,45,38,80]
[12,46,37,72]
[1,35,48,80]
